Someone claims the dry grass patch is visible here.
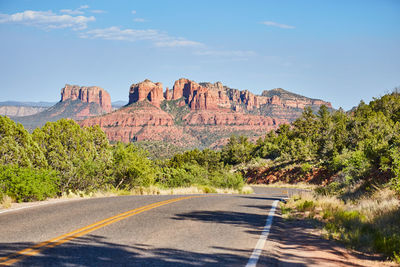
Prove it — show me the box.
[59,185,253,199]
[1,195,13,209]
[281,187,400,263]
[251,182,317,190]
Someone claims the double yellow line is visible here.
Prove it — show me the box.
[0,195,201,266]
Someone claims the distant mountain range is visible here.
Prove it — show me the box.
[5,78,332,148]
[0,101,57,107]
[0,99,126,117]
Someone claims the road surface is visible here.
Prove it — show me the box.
[0,187,290,266]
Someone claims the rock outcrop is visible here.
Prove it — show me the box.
[13,84,113,130]
[127,78,332,118]
[129,79,164,107]
[78,77,333,148]
[61,84,112,113]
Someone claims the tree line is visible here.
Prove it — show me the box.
[221,90,400,194]
[0,116,244,202]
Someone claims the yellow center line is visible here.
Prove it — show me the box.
[0,195,203,266]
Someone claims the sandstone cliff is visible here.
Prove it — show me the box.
[129,80,164,107]
[13,84,113,130]
[61,84,112,113]
[79,77,332,148]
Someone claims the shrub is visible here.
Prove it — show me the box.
[0,165,59,202]
[300,163,313,174]
[112,142,156,189]
[209,170,244,190]
[296,200,315,212]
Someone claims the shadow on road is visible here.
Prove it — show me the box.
[0,234,302,266]
[239,196,284,201]
[0,200,387,266]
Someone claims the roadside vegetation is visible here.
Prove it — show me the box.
[282,189,400,263]
[238,89,399,263]
[0,116,249,206]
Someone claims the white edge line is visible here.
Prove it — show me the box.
[246,199,279,267]
[0,198,81,215]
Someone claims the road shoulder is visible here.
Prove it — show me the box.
[259,209,396,267]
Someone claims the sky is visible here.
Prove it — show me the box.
[0,0,399,110]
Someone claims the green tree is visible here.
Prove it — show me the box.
[221,135,254,165]
[32,119,112,192]
[0,116,47,168]
[112,142,156,189]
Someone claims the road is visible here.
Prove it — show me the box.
[0,187,291,266]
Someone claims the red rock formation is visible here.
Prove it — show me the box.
[80,103,175,143]
[312,100,332,108]
[172,78,190,100]
[171,78,221,110]
[79,77,333,149]
[164,87,172,100]
[129,79,164,107]
[61,84,112,112]
[189,88,219,110]
[183,111,284,126]
[270,95,281,105]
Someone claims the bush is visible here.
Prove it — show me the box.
[209,170,244,190]
[296,200,315,212]
[112,142,156,189]
[0,165,59,202]
[300,163,313,174]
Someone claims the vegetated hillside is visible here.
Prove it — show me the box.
[0,115,246,204]
[244,90,400,191]
[265,91,399,264]
[11,84,112,130]
[217,90,400,263]
[13,100,109,131]
[80,78,331,149]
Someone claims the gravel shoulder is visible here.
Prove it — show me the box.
[259,209,397,267]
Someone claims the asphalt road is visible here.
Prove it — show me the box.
[0,187,292,266]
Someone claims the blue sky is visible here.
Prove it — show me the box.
[0,0,399,110]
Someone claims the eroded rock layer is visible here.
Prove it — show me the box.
[61,84,112,113]
[79,77,332,148]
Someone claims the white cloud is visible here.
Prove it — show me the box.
[91,9,107,14]
[80,26,160,41]
[80,26,202,47]
[60,9,84,15]
[131,10,137,14]
[261,21,295,29]
[155,39,202,47]
[133,18,146,22]
[60,5,90,15]
[194,49,256,57]
[0,10,95,30]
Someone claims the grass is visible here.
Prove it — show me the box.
[2,184,254,211]
[1,195,13,209]
[53,184,255,200]
[282,188,400,263]
[251,182,317,190]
